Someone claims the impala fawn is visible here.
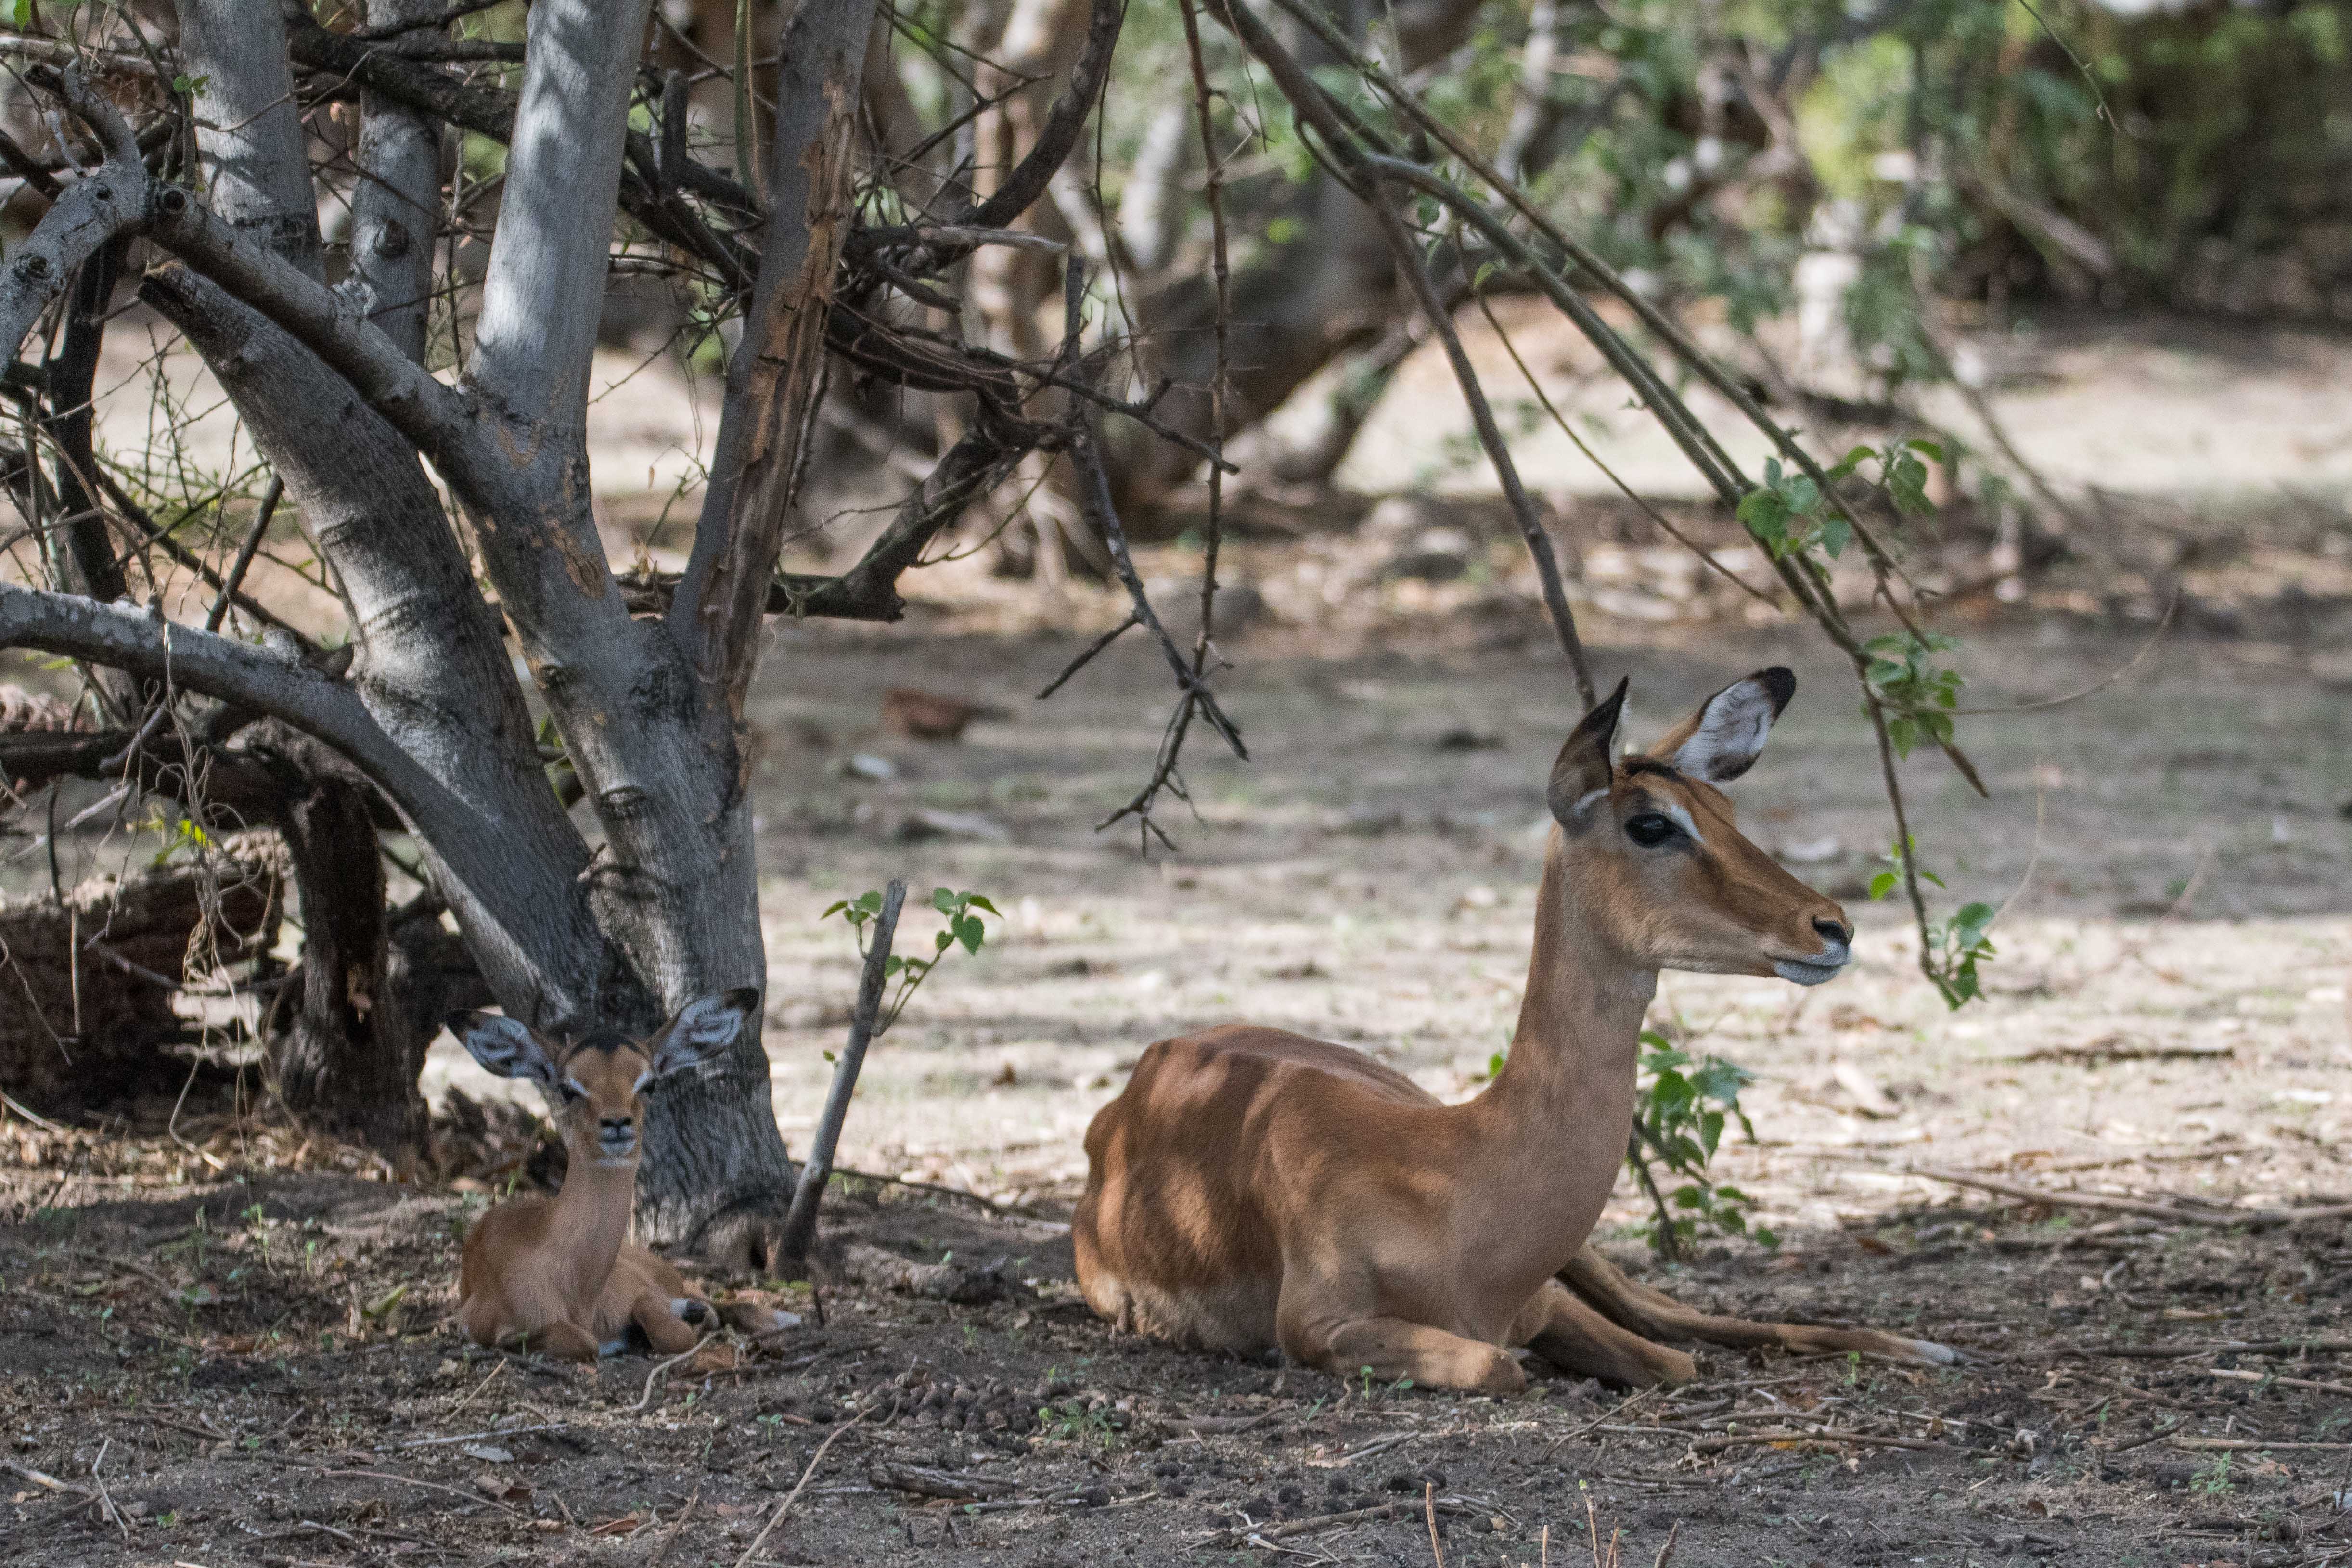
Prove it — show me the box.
[1076,669,1958,1391]
[449,990,796,1360]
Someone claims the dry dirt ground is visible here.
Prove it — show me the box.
[3,310,2351,1567]
[6,598,2352,1568]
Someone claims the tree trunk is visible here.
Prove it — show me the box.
[262,732,426,1161]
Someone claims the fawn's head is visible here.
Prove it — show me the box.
[1545,668,1851,985]
[449,989,760,1168]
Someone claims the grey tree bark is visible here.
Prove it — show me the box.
[349,0,448,364]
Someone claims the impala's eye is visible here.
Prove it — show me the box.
[557,1077,589,1102]
[1624,813,1679,848]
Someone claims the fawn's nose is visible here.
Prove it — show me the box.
[597,1115,637,1146]
[1812,916,1852,949]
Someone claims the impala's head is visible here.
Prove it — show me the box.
[448,990,759,1168]
[1545,669,1851,985]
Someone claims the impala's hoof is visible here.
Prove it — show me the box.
[1896,1337,1963,1366]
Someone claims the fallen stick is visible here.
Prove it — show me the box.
[317,1468,525,1516]
[732,1417,862,1568]
[391,1421,565,1450]
[2096,1417,2186,1455]
[1221,1494,1474,1547]
[1895,1166,2352,1227]
[2170,1438,2352,1452]
[629,1337,715,1414]
[0,1459,96,1500]
[2038,1338,2352,1362]
[1689,1429,1972,1456]
[2198,1366,2352,1398]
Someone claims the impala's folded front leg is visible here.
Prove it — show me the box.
[1308,1316,1527,1395]
[628,1289,705,1355]
[501,1320,600,1361]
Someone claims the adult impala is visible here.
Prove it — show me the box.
[448,991,796,1360]
[1075,670,1956,1391]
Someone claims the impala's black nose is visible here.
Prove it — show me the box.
[1812,916,1852,947]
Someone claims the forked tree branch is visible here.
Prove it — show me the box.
[143,189,480,464]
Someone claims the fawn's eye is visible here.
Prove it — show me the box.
[557,1077,588,1102]
[1624,813,1679,848]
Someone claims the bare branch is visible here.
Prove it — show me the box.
[469,0,660,423]
[674,0,877,712]
[0,123,147,362]
[957,0,1123,233]
[1372,196,1594,706]
[178,0,322,275]
[0,586,378,767]
[350,0,452,365]
[136,214,480,483]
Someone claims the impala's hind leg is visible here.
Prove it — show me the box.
[1559,1246,1958,1366]
[1310,1316,1527,1395]
[1516,1280,1695,1388]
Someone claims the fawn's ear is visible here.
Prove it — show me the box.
[1646,667,1796,784]
[448,1011,562,1087]
[1548,678,1628,828]
[646,987,758,1080]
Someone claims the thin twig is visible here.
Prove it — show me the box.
[1426,1483,1448,1568]
[1177,0,1232,692]
[204,476,283,634]
[732,1417,862,1568]
[1369,196,1594,705]
[629,1337,716,1414]
[1948,589,2176,714]
[779,880,906,1262]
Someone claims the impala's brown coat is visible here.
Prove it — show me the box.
[449,992,790,1361]
[1076,671,1958,1391]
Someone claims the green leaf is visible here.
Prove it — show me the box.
[1867,871,1899,900]
[953,913,985,954]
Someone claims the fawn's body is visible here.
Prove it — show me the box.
[449,991,795,1360]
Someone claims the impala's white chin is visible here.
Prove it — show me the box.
[1773,956,1846,986]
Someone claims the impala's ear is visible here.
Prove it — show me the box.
[646,987,758,1080]
[1648,667,1795,783]
[1547,678,1628,828]
[448,1011,562,1087]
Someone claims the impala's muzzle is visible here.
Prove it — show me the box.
[594,1115,640,1163]
[1772,915,1852,986]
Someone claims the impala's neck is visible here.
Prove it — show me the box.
[550,1143,638,1304]
[1457,831,1656,1282]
